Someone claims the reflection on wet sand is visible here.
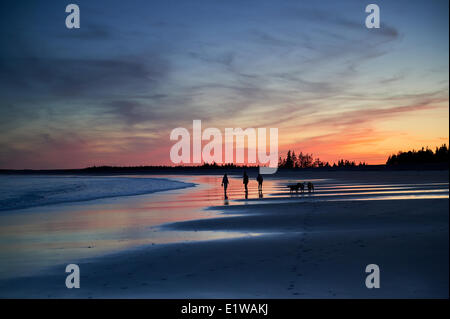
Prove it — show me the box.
[166,175,449,205]
[0,175,261,278]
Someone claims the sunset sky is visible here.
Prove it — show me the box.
[0,0,448,169]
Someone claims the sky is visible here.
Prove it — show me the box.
[0,0,448,169]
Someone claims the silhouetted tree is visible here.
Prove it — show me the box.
[386,144,449,165]
[277,150,357,169]
[285,150,294,168]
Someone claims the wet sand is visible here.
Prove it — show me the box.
[0,171,448,298]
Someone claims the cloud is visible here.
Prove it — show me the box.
[284,6,399,38]
[188,51,235,68]
[285,128,394,164]
[0,55,169,99]
[58,23,112,40]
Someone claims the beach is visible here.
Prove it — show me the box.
[0,170,448,298]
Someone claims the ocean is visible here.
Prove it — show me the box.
[0,175,195,212]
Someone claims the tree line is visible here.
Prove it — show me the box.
[278,150,367,169]
[386,144,449,165]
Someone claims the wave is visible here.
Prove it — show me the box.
[0,175,195,212]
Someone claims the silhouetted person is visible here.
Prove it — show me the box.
[257,173,263,197]
[257,173,263,190]
[243,171,249,194]
[307,182,314,193]
[221,174,229,199]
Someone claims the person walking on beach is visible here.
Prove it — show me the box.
[256,173,263,198]
[221,174,229,199]
[256,173,264,191]
[307,182,314,193]
[243,171,249,193]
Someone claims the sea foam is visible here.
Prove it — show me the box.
[0,175,195,211]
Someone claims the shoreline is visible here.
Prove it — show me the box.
[1,166,449,177]
[0,175,197,213]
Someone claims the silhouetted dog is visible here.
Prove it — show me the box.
[287,183,303,194]
[307,182,315,193]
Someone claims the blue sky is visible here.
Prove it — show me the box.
[0,0,448,168]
